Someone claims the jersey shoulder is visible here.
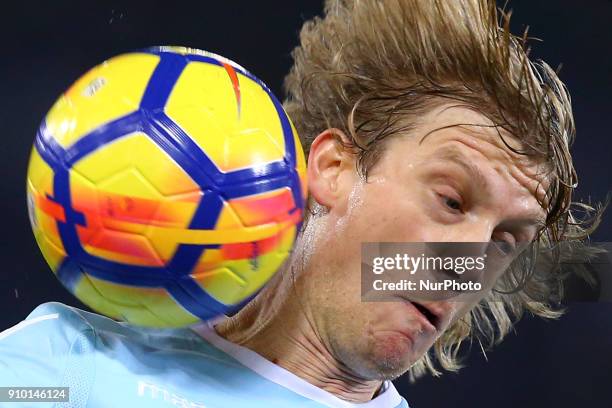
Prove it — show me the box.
[0,301,97,404]
[0,301,97,357]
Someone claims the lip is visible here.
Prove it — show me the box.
[399,299,439,335]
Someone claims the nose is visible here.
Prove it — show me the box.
[421,221,495,290]
[434,220,495,257]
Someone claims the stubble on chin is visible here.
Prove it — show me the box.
[331,329,417,381]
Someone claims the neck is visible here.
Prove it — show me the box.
[214,267,383,403]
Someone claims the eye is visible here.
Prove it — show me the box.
[432,182,466,216]
[438,194,463,213]
[444,196,462,211]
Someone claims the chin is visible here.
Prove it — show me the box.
[365,332,421,380]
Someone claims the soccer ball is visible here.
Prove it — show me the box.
[26,47,307,327]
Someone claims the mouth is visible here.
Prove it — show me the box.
[412,301,439,329]
[402,300,441,333]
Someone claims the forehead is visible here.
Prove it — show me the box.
[384,104,550,208]
[417,105,524,152]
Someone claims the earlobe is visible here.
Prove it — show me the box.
[306,128,353,210]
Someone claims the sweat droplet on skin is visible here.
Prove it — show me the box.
[335,178,366,233]
[294,209,322,271]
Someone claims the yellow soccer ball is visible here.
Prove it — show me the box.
[26,47,307,327]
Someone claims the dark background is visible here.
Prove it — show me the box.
[0,1,610,407]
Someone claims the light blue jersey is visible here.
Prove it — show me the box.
[0,303,408,408]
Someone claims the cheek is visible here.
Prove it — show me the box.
[306,179,438,299]
[349,180,435,242]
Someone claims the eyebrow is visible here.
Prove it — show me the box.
[431,146,490,194]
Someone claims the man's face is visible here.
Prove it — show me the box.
[295,105,547,380]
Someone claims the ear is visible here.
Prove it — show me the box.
[306,128,355,210]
